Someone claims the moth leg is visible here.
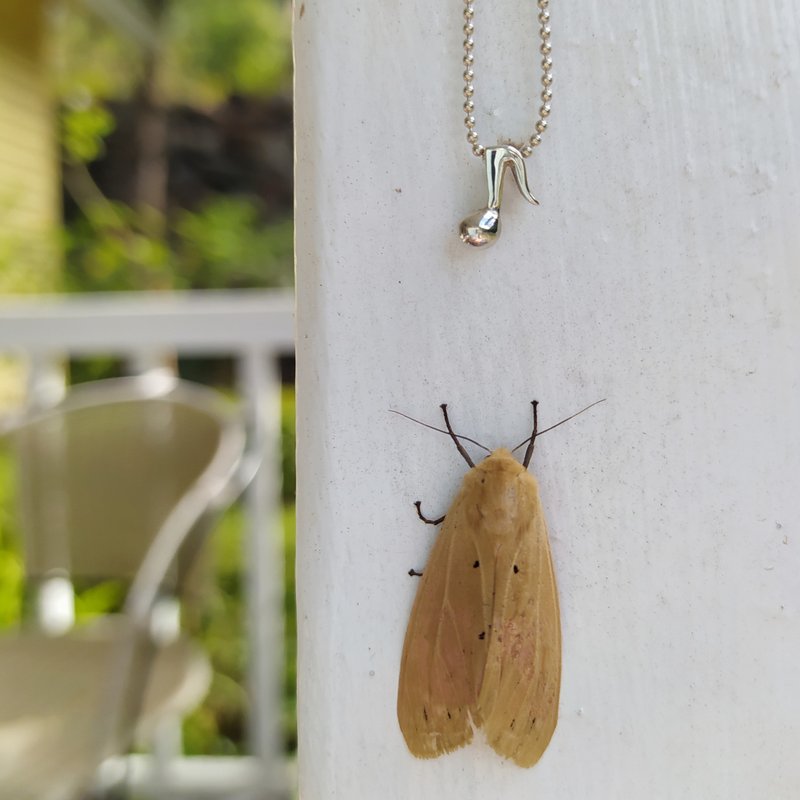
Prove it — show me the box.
[414,500,445,526]
[408,569,423,577]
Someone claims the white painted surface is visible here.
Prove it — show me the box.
[294,1,800,799]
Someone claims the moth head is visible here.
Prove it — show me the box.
[477,447,525,472]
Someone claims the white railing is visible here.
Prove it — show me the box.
[0,289,295,800]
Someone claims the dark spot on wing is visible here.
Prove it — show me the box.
[473,560,480,568]
[513,564,520,574]
[447,710,452,719]
[478,631,486,640]
[423,707,428,722]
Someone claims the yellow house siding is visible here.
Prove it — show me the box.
[0,0,59,292]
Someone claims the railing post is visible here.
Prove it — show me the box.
[238,347,288,799]
[25,353,66,411]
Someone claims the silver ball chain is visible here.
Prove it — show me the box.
[462,0,553,158]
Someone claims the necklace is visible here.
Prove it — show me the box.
[459,0,553,248]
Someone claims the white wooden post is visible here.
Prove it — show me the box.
[294,2,800,798]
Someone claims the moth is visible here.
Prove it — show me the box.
[396,400,602,767]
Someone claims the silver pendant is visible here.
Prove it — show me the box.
[459,145,539,248]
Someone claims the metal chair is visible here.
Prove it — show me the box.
[0,372,246,800]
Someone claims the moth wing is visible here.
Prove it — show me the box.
[397,488,490,759]
[477,479,561,768]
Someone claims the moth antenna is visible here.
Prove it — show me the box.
[512,398,607,454]
[389,409,491,454]
[440,404,475,468]
[522,400,539,469]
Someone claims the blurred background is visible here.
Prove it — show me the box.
[0,0,296,797]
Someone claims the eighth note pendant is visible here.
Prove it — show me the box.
[459,145,539,249]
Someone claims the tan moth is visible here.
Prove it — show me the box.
[396,400,603,767]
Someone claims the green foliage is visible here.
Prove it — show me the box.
[74,580,125,619]
[0,453,22,628]
[63,198,292,292]
[57,0,292,108]
[281,505,297,750]
[174,200,293,290]
[281,386,296,504]
[63,202,173,292]
[55,3,144,102]
[182,503,248,754]
[61,101,117,165]
[183,387,296,754]
[55,0,295,296]
[165,0,292,103]
[182,502,296,755]
[0,550,22,629]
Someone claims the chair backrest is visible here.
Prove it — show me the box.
[9,374,243,585]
